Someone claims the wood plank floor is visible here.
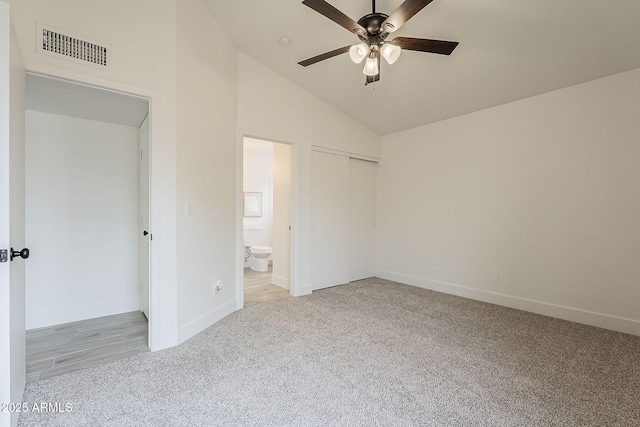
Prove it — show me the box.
[244,265,290,306]
[26,311,149,383]
[25,271,287,382]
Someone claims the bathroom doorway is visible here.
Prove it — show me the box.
[242,137,293,306]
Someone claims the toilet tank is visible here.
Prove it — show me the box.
[243,226,264,246]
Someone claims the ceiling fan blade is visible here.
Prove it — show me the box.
[302,0,367,35]
[381,0,435,33]
[391,37,458,55]
[298,45,351,67]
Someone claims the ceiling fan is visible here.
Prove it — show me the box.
[298,0,459,85]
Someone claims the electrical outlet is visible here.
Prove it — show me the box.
[212,279,223,296]
[491,271,499,283]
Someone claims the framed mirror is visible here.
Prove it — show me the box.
[243,192,262,217]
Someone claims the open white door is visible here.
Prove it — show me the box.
[271,142,292,291]
[139,115,150,319]
[0,2,26,426]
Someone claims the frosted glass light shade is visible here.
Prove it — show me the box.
[380,43,401,64]
[363,55,379,76]
[349,43,369,64]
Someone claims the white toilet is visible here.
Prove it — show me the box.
[243,226,272,272]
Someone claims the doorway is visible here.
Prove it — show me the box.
[23,73,151,377]
[242,137,293,306]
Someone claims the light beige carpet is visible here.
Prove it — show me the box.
[18,278,640,426]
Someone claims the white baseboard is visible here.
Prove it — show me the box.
[26,298,140,330]
[177,299,236,345]
[271,274,289,290]
[151,329,178,352]
[294,282,312,297]
[377,270,640,337]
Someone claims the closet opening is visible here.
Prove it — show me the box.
[24,73,151,381]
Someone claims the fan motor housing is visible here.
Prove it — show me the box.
[357,13,389,36]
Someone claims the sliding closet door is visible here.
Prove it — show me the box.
[311,151,350,290]
[349,158,377,281]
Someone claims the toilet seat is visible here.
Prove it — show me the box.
[250,245,272,255]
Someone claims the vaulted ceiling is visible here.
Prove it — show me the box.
[201,0,640,135]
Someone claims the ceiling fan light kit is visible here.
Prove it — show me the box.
[298,0,459,85]
[363,52,379,76]
[349,43,369,64]
[380,43,401,64]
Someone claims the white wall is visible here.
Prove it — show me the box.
[378,68,640,336]
[25,110,140,328]
[175,0,238,342]
[8,0,381,350]
[243,137,274,261]
[9,0,241,349]
[238,53,380,295]
[7,0,178,350]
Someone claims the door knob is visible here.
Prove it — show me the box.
[143,231,149,236]
[10,247,30,261]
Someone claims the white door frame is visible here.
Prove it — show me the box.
[23,66,159,349]
[1,3,25,425]
[236,132,299,308]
